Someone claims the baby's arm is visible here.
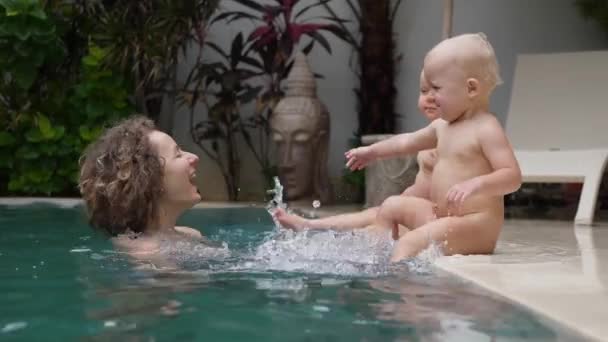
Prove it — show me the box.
[372,124,438,159]
[346,122,439,170]
[402,171,431,198]
[476,117,522,196]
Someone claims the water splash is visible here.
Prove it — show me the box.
[254,176,443,276]
[396,241,444,275]
[162,239,231,266]
[266,176,289,230]
[1,322,27,333]
[236,229,396,276]
[115,175,443,276]
[265,176,285,211]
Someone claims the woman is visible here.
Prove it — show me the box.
[79,116,204,261]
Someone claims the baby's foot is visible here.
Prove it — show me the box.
[273,208,309,230]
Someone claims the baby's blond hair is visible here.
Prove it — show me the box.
[427,32,502,92]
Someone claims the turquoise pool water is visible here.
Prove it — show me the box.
[0,204,590,341]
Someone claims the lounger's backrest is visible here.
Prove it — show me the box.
[506,50,608,150]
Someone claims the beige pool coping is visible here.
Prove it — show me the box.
[3,198,607,340]
[298,203,608,342]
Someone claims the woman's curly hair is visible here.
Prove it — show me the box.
[79,116,164,236]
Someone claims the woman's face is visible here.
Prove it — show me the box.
[148,131,201,209]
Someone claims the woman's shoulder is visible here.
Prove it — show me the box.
[112,234,161,255]
[175,226,203,239]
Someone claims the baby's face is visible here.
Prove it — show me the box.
[418,73,440,121]
[423,52,471,122]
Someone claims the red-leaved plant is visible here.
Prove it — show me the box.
[208,0,349,191]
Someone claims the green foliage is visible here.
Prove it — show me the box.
[70,44,132,134]
[342,168,365,188]
[0,0,62,99]
[183,33,263,200]
[89,0,220,121]
[575,0,608,35]
[0,0,221,196]
[341,135,365,202]
[0,1,132,196]
[183,0,348,199]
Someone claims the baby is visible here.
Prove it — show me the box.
[347,33,522,262]
[273,70,441,238]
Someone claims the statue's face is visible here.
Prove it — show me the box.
[271,114,316,199]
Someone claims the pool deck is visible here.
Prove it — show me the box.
[436,220,608,342]
[298,203,608,342]
[2,198,607,341]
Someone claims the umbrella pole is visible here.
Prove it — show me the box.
[442,0,453,39]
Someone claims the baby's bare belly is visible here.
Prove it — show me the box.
[430,161,504,218]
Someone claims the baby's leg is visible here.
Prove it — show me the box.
[390,213,502,262]
[274,207,379,231]
[371,196,437,238]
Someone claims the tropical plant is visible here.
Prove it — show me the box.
[89,0,220,130]
[322,0,403,202]
[323,0,403,136]
[180,33,262,201]
[575,0,608,35]
[0,0,132,195]
[182,0,349,199]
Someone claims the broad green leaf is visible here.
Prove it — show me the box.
[52,125,65,140]
[8,177,23,191]
[28,7,45,20]
[37,114,54,139]
[25,128,43,142]
[14,61,37,89]
[0,131,16,146]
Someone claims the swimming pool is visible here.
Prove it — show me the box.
[0,203,590,341]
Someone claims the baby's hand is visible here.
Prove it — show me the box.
[345,146,374,170]
[445,178,482,216]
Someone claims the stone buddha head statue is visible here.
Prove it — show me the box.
[271,52,332,203]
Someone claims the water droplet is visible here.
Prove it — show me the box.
[1,321,27,333]
[104,321,117,328]
[32,265,36,269]
[312,200,321,209]
[40,261,44,265]
[70,248,91,253]
[313,305,330,312]
[15,268,19,271]
[90,253,105,260]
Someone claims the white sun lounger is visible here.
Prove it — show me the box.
[505,50,608,225]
